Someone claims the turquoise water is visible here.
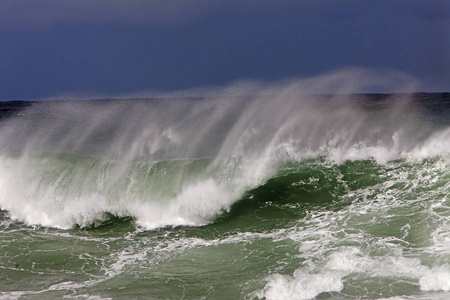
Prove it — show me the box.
[1,94,450,299]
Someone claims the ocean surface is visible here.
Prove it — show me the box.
[1,93,450,299]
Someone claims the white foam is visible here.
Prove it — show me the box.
[420,265,450,292]
[0,166,245,231]
[131,178,240,229]
[257,270,344,300]
[258,246,433,300]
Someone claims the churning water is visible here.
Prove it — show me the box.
[1,70,450,299]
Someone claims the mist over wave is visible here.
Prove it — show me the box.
[0,68,446,230]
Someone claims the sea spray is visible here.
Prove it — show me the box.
[0,95,430,229]
[0,68,438,229]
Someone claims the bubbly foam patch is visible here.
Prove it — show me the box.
[419,266,450,292]
[258,270,344,300]
[257,246,432,300]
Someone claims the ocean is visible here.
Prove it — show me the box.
[1,93,450,299]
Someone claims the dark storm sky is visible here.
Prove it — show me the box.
[1,0,449,100]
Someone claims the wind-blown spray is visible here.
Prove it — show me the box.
[3,69,450,299]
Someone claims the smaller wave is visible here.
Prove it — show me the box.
[257,248,450,300]
[256,247,437,300]
[254,156,450,299]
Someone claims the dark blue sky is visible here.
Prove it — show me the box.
[1,0,449,100]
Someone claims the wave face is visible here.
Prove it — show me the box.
[2,70,450,299]
[1,91,447,230]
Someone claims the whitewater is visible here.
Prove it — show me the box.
[1,69,450,299]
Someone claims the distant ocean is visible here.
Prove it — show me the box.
[2,93,450,299]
